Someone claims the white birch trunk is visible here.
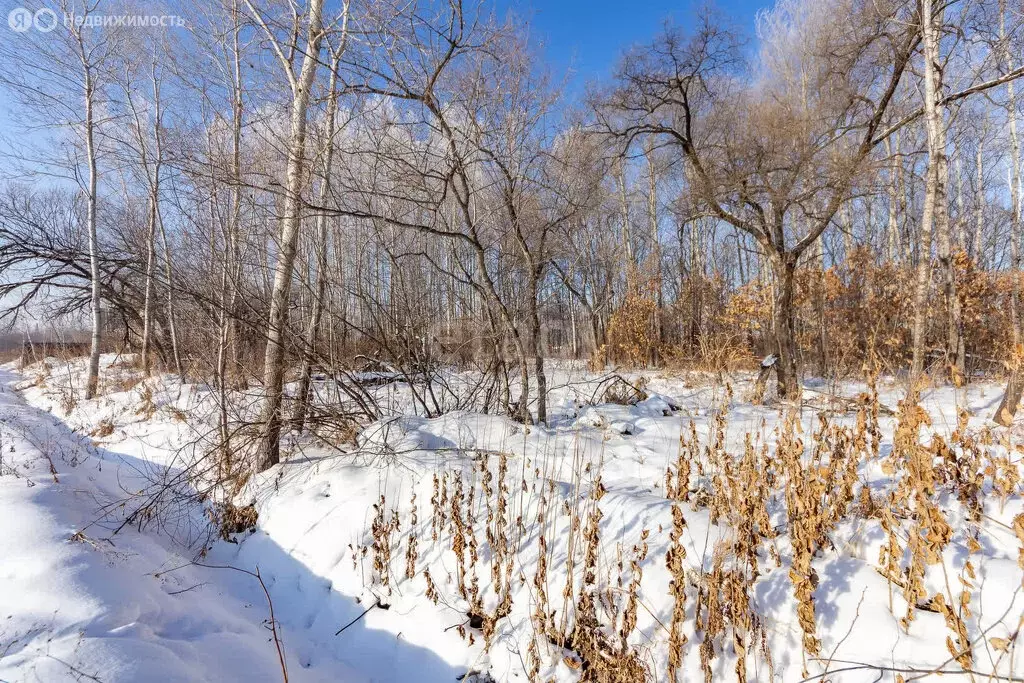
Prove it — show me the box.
[257,0,326,469]
[1003,0,1022,344]
[975,141,985,267]
[293,41,344,430]
[84,65,101,399]
[911,0,944,380]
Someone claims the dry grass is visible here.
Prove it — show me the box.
[343,378,1024,682]
[90,420,115,438]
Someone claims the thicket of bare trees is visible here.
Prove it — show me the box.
[1,0,1024,469]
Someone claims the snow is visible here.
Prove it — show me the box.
[1,355,1023,681]
[0,364,444,682]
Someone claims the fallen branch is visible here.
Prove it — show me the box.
[334,597,382,636]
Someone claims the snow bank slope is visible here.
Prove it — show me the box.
[0,368,366,683]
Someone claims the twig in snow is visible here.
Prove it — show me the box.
[444,619,470,633]
[805,589,1024,683]
[334,597,382,636]
[254,566,289,683]
[801,660,1024,682]
[821,589,865,679]
[42,451,58,483]
[45,654,102,682]
[192,562,288,683]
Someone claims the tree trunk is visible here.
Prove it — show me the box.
[218,0,244,411]
[689,219,702,350]
[645,141,662,364]
[141,189,157,376]
[526,266,548,425]
[752,354,777,405]
[974,140,985,267]
[813,238,828,374]
[772,254,800,399]
[910,182,934,379]
[1004,0,1022,344]
[897,132,912,264]
[569,298,579,358]
[928,105,964,379]
[84,66,101,399]
[922,1,965,382]
[143,66,164,376]
[954,155,967,251]
[911,0,945,381]
[293,59,341,431]
[157,209,183,377]
[840,202,854,276]
[258,0,326,470]
[885,135,901,264]
[616,158,635,286]
[590,307,604,352]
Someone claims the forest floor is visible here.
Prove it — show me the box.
[1,355,1023,682]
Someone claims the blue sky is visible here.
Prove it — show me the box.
[504,0,766,89]
[0,0,770,148]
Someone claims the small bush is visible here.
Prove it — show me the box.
[602,376,648,405]
[212,501,258,540]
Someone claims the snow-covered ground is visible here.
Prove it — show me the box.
[0,361,467,682]
[2,355,1023,681]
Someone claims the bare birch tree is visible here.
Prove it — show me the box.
[244,0,329,469]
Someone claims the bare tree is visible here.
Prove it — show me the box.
[597,2,919,397]
[1001,0,1022,344]
[244,0,329,469]
[293,23,349,430]
[116,53,171,376]
[911,0,964,381]
[0,0,138,397]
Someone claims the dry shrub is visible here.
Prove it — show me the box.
[59,388,76,414]
[778,413,861,668]
[883,388,952,630]
[551,478,650,683]
[675,410,777,681]
[702,247,1021,378]
[91,419,115,438]
[0,348,24,367]
[370,494,401,593]
[658,332,752,375]
[135,384,157,420]
[665,504,688,679]
[318,418,359,448]
[165,405,188,422]
[108,355,142,370]
[212,501,258,540]
[791,249,915,375]
[109,375,142,394]
[390,453,655,679]
[719,279,772,335]
[33,362,51,387]
[693,541,772,683]
[560,614,648,683]
[602,376,648,405]
[696,333,754,374]
[601,289,658,368]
